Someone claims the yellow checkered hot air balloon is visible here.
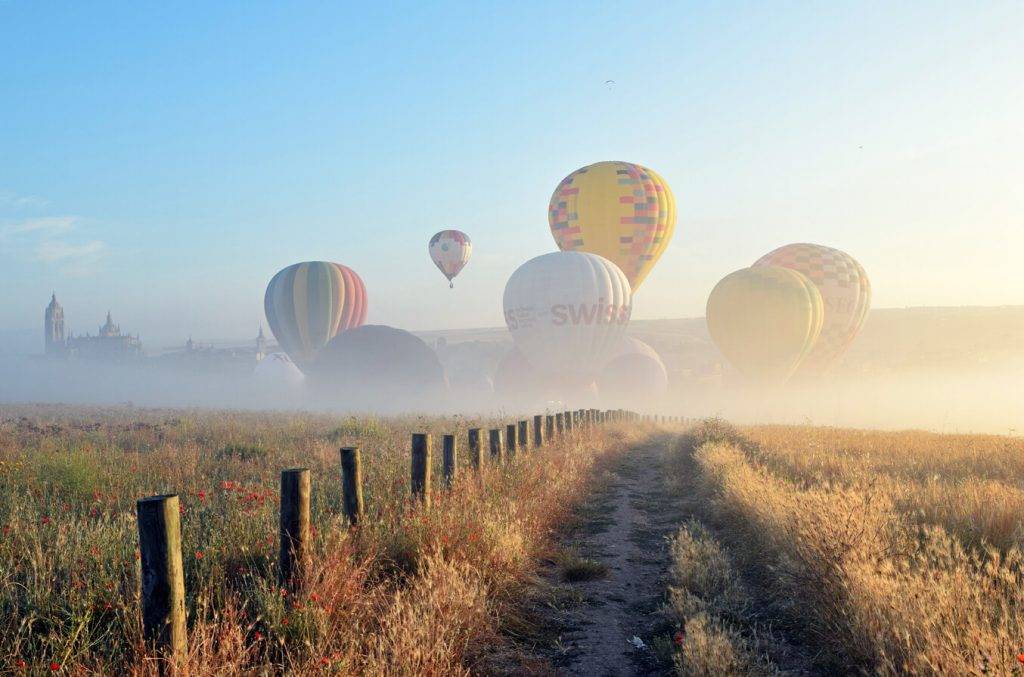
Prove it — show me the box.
[706,266,824,383]
[548,161,675,291]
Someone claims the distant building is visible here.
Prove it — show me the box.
[43,294,142,360]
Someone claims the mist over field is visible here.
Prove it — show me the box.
[3,306,1022,435]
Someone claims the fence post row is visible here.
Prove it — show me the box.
[489,428,503,462]
[279,468,311,592]
[136,494,187,666]
[442,434,457,486]
[411,433,432,509]
[340,447,364,526]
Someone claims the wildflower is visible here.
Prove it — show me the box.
[673,630,685,646]
[1017,652,1024,665]
[179,504,185,515]
[15,659,26,669]
[41,516,52,526]
[253,630,263,641]
[197,490,207,501]
[220,480,234,491]
[320,657,330,666]
[195,551,204,560]
[50,662,61,671]
[309,592,321,603]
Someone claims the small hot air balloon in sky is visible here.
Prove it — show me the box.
[706,266,823,383]
[503,251,631,383]
[264,261,367,372]
[428,229,472,288]
[549,161,676,291]
[753,243,870,374]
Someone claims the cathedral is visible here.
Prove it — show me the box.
[44,294,142,359]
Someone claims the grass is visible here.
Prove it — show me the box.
[0,404,643,674]
[662,418,1024,675]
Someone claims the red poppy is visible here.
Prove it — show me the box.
[320,657,330,666]
[197,490,207,501]
[50,662,60,672]
[1017,652,1024,665]
[195,551,204,560]
[253,631,263,641]
[15,659,26,669]
[309,592,321,603]
[41,516,52,526]
[673,631,685,646]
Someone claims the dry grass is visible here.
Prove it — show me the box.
[677,420,1024,675]
[0,404,641,674]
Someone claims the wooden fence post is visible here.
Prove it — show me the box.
[533,414,544,447]
[136,494,187,667]
[411,433,432,509]
[279,468,311,591]
[442,434,457,487]
[518,420,529,451]
[468,428,482,471]
[340,447,364,526]
[556,412,564,434]
[564,410,573,432]
[489,428,503,462]
[545,414,555,439]
[506,423,517,459]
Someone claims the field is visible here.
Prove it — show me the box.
[0,405,646,674]
[3,406,1024,675]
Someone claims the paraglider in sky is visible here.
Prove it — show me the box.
[549,161,676,291]
[503,251,631,383]
[428,229,472,288]
[706,266,823,383]
[597,337,668,405]
[753,243,870,374]
[264,261,367,371]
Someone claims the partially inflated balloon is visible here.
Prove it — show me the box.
[597,337,668,405]
[503,251,631,382]
[753,244,870,374]
[264,261,367,371]
[706,267,823,383]
[428,229,472,288]
[549,161,675,290]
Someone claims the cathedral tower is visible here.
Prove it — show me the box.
[44,293,66,355]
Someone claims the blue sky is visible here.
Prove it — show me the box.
[1,1,1022,347]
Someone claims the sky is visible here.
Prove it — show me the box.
[1,1,1022,348]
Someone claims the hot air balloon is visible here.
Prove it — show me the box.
[597,337,668,405]
[428,229,472,288]
[308,325,446,408]
[549,161,676,291]
[503,251,631,383]
[706,266,824,383]
[253,352,305,389]
[753,244,870,374]
[264,261,367,372]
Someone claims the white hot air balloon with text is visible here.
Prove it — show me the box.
[503,251,632,384]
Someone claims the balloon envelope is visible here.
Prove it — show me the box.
[309,325,445,407]
[264,261,367,371]
[706,266,824,383]
[753,243,870,374]
[253,352,305,388]
[493,346,598,409]
[597,337,668,404]
[428,230,472,286]
[503,251,631,383]
[549,161,676,290]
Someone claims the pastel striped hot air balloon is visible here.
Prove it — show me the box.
[428,229,472,288]
[753,244,870,375]
[264,261,367,372]
[549,161,676,291]
[706,266,824,383]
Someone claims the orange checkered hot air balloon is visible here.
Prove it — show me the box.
[548,161,676,291]
[753,243,870,375]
